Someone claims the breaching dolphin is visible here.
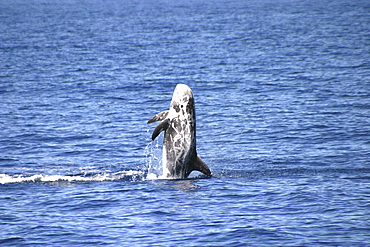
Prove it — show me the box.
[147,83,211,179]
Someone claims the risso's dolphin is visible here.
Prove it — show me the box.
[147,84,211,179]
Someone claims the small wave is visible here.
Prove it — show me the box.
[0,170,145,184]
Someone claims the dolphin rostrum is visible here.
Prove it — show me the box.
[147,84,211,179]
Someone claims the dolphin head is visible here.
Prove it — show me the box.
[170,84,194,116]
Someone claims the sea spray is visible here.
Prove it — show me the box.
[144,129,163,179]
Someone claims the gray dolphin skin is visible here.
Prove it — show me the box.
[147,84,211,179]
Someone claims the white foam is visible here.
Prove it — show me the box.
[146,173,159,180]
[0,171,145,184]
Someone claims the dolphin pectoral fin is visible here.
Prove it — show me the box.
[152,119,170,140]
[193,155,212,177]
[147,110,169,124]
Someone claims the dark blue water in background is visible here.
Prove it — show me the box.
[1,0,369,246]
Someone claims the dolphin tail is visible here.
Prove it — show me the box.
[193,155,211,177]
[147,110,169,123]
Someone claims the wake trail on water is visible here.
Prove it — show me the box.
[0,170,146,184]
[0,134,164,184]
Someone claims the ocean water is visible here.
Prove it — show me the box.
[1,0,370,246]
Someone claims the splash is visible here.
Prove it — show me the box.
[144,130,164,180]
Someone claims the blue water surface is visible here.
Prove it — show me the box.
[1,0,370,246]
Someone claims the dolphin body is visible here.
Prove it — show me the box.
[147,84,211,179]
